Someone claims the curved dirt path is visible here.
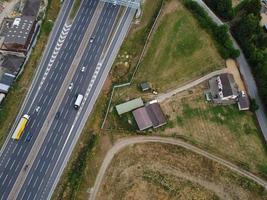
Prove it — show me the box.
[89,136,267,200]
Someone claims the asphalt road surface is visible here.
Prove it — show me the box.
[0,0,136,199]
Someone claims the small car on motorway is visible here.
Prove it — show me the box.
[68,82,73,90]
[89,37,95,43]
[55,111,60,119]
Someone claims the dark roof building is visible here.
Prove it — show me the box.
[1,16,37,53]
[132,101,167,131]
[219,73,238,98]
[133,107,153,131]
[1,55,25,75]
[146,101,167,128]
[22,0,42,17]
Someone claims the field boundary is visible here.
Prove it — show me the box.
[89,136,267,200]
[101,0,164,129]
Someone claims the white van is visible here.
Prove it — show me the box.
[74,94,83,109]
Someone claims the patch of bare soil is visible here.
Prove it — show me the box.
[97,143,266,200]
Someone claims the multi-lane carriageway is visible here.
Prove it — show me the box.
[0,0,137,199]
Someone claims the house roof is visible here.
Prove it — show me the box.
[238,95,250,111]
[3,16,36,46]
[0,83,10,93]
[0,73,15,86]
[116,97,144,115]
[22,0,42,17]
[146,102,167,128]
[219,73,238,97]
[1,55,24,74]
[133,107,153,131]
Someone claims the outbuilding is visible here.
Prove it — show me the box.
[139,82,150,92]
[116,97,144,115]
[133,107,153,131]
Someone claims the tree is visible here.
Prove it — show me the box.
[244,0,261,17]
[250,98,259,112]
[217,0,233,19]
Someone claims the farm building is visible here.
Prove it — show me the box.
[116,97,144,115]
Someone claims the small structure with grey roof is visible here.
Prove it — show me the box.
[140,82,150,92]
[116,97,144,115]
[1,16,37,54]
[238,92,250,111]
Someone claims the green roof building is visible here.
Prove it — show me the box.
[116,97,144,115]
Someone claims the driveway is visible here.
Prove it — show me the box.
[192,0,267,142]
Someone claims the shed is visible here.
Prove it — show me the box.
[140,82,150,92]
[133,107,153,131]
[116,97,144,115]
[238,95,250,111]
[146,101,167,128]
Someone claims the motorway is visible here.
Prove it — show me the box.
[0,0,137,199]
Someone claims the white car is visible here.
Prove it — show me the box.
[68,82,73,90]
[89,37,94,43]
[81,67,85,72]
[35,106,41,112]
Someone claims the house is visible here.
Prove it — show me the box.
[1,55,25,75]
[0,72,15,93]
[1,16,37,55]
[116,97,144,115]
[208,73,239,104]
[132,100,167,131]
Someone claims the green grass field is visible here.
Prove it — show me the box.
[134,1,224,92]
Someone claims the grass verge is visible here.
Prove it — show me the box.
[69,0,81,21]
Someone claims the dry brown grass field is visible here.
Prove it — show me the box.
[97,143,267,200]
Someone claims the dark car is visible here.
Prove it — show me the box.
[26,134,32,142]
[55,112,60,119]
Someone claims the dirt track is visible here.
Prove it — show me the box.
[89,136,267,200]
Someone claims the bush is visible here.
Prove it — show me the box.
[250,98,259,112]
[205,0,234,20]
[183,0,239,59]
